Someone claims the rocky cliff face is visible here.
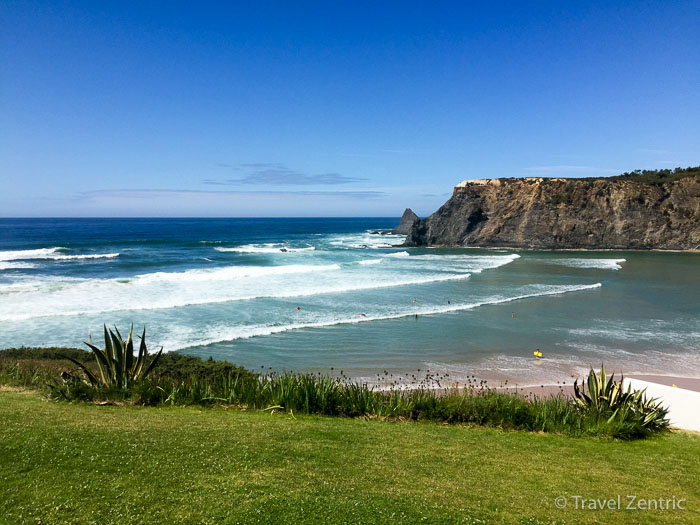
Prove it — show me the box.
[404,176,700,250]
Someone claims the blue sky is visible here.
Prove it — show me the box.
[2,1,698,217]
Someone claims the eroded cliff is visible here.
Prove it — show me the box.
[404,175,700,250]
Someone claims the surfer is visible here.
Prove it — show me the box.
[533,349,542,359]
[360,313,367,317]
[294,307,301,311]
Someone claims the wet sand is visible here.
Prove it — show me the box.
[498,375,700,398]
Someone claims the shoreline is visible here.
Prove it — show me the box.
[370,374,700,399]
[401,244,700,253]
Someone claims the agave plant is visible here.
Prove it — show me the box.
[574,364,669,431]
[62,325,162,389]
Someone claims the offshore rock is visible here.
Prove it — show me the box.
[404,176,700,250]
[391,208,420,235]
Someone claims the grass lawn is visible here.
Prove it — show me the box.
[1,389,698,524]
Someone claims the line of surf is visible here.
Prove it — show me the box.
[0,247,119,261]
[0,262,38,270]
[548,258,626,270]
[215,244,315,254]
[0,271,473,321]
[163,283,602,350]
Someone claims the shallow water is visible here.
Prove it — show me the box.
[1,218,698,386]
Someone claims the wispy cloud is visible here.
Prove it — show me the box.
[79,188,383,200]
[524,165,619,175]
[208,163,366,186]
[636,148,672,155]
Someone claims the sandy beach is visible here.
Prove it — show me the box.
[496,374,700,399]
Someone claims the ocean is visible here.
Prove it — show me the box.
[1,218,698,386]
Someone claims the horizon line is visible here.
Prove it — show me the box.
[0,216,406,220]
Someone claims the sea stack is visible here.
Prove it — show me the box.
[403,170,700,250]
[391,208,420,235]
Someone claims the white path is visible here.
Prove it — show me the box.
[623,378,700,433]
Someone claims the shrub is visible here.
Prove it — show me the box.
[62,325,162,389]
[574,364,669,436]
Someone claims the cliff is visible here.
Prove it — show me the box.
[404,174,700,250]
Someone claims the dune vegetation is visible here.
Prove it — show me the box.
[0,329,670,440]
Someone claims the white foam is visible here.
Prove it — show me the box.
[0,248,65,261]
[0,261,37,270]
[48,253,120,260]
[552,258,626,270]
[0,264,471,321]
[216,244,315,253]
[162,283,603,349]
[0,247,119,261]
[404,254,520,273]
[136,263,341,284]
[327,232,405,249]
[358,259,383,265]
[386,251,410,258]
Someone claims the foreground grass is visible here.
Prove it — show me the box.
[1,390,698,524]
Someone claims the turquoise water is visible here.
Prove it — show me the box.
[1,218,698,385]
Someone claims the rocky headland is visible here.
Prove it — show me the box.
[403,168,700,250]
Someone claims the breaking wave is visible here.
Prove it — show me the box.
[215,243,316,254]
[0,247,119,261]
[551,258,626,270]
[162,283,603,349]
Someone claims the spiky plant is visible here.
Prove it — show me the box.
[574,364,669,432]
[62,325,162,389]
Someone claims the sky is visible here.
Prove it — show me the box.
[1,1,699,217]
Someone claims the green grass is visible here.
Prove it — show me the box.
[0,389,698,524]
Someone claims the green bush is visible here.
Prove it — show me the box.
[61,325,162,389]
[574,364,669,436]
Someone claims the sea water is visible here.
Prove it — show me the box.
[1,218,698,386]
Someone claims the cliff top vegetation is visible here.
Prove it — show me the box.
[608,166,699,185]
